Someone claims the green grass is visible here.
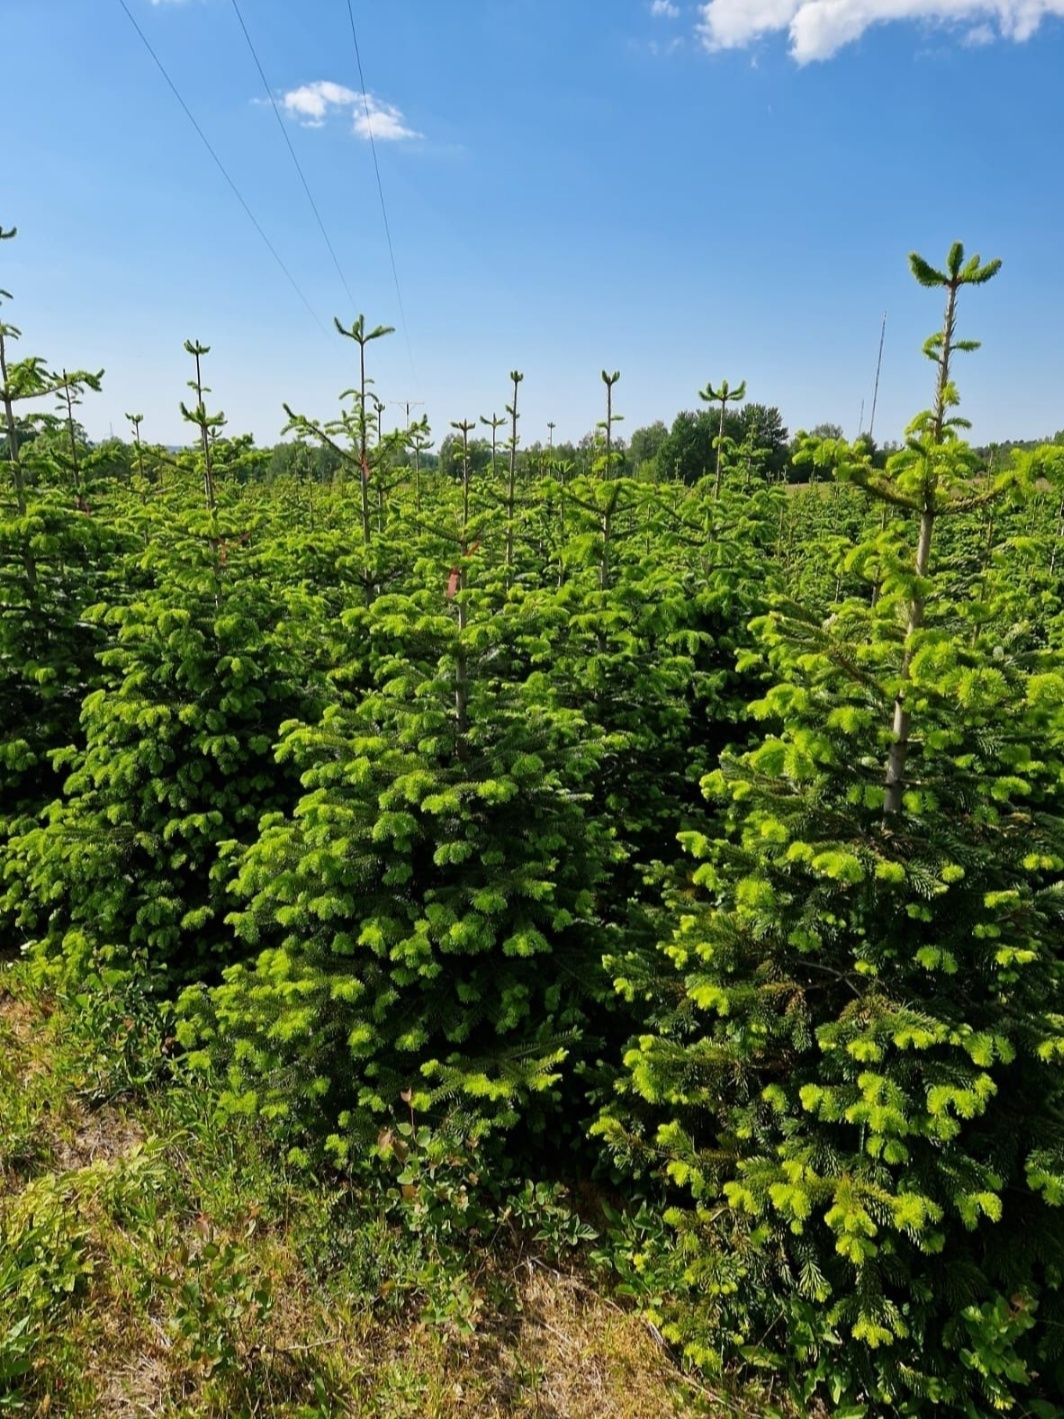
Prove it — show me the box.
[0,963,774,1418]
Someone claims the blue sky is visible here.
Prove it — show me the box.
[5,0,1064,449]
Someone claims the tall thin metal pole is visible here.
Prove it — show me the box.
[868,311,887,441]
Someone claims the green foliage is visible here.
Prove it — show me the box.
[165,1237,274,1381]
[177,580,625,1155]
[598,246,1064,1414]
[0,240,126,848]
[0,493,122,831]
[57,965,174,1105]
[0,972,703,1418]
[655,402,790,487]
[4,222,1064,1416]
[0,1174,94,1405]
[4,499,330,986]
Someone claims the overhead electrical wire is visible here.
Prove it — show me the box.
[116,0,328,337]
[228,0,357,315]
[344,0,416,380]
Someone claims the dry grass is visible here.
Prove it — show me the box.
[501,1264,697,1418]
[73,1247,710,1418]
[1,973,771,1419]
[0,985,142,1190]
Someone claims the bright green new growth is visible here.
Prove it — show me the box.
[598,244,1064,1412]
[699,377,747,497]
[176,599,623,1160]
[599,370,623,479]
[3,220,1064,1417]
[180,339,225,513]
[0,225,117,845]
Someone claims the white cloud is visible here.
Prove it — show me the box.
[697,0,1064,61]
[353,98,421,142]
[279,80,421,140]
[280,80,357,127]
[650,0,682,16]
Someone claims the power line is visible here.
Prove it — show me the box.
[389,398,425,430]
[344,0,416,379]
[228,0,356,315]
[116,0,328,336]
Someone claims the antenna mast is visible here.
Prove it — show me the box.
[868,311,887,441]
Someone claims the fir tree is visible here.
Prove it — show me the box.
[597,246,1064,1414]
[176,573,624,1165]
